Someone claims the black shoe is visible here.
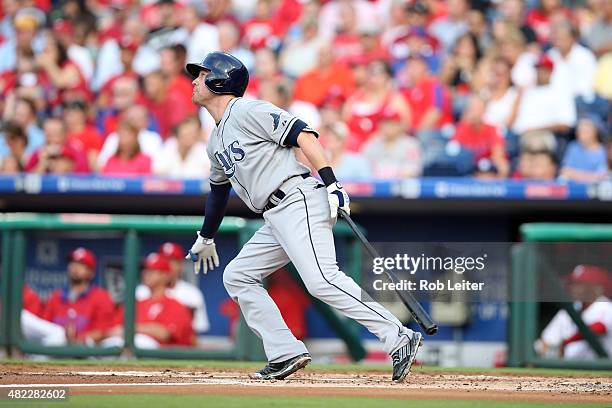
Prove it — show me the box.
[250,353,312,380]
[391,332,423,382]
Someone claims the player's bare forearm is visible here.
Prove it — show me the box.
[297,130,349,219]
[297,131,330,172]
[106,325,124,338]
[297,131,344,189]
[136,323,171,342]
[85,329,105,343]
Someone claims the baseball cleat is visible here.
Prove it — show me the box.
[391,332,423,382]
[250,353,312,380]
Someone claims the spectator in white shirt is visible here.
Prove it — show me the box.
[259,80,321,132]
[429,0,470,53]
[217,20,254,72]
[153,116,210,179]
[496,25,538,89]
[53,19,94,82]
[171,6,220,65]
[512,54,576,135]
[0,8,45,74]
[548,20,598,98]
[97,105,162,170]
[483,57,520,131]
[585,0,612,57]
[93,15,160,92]
[318,0,381,41]
[311,121,370,180]
[362,109,422,179]
[280,17,325,78]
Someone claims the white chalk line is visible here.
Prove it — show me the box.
[8,371,389,383]
[0,381,423,390]
[0,382,205,388]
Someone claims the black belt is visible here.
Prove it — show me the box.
[263,173,310,212]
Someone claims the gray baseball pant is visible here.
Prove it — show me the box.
[223,177,413,363]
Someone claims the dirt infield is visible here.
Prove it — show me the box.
[1,363,611,404]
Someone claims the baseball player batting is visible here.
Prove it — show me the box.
[185,52,422,382]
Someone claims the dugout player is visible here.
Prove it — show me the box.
[537,265,612,359]
[42,248,115,345]
[136,242,210,333]
[103,253,194,349]
[21,284,67,347]
[184,52,422,381]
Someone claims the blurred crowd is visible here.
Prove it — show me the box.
[0,0,611,182]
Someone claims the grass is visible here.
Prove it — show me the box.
[0,395,609,408]
[2,358,612,378]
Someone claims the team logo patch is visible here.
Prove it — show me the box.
[214,141,246,178]
[270,113,280,131]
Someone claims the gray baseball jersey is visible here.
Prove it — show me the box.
[209,97,416,363]
[206,97,313,213]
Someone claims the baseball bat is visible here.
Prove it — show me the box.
[339,209,438,336]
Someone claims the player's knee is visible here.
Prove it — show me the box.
[302,269,347,298]
[222,266,239,295]
[223,260,263,299]
[302,280,328,298]
[222,262,247,295]
[44,328,67,347]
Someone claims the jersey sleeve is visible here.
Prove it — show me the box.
[135,284,150,301]
[541,310,572,346]
[88,289,116,336]
[242,101,319,148]
[206,142,230,186]
[591,301,612,334]
[41,291,60,323]
[111,304,125,328]
[23,286,43,317]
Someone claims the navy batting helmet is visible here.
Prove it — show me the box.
[185,52,249,97]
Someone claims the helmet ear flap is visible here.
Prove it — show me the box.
[204,75,225,93]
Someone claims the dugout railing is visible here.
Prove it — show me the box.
[508,223,612,370]
[0,213,366,361]
[0,213,247,359]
